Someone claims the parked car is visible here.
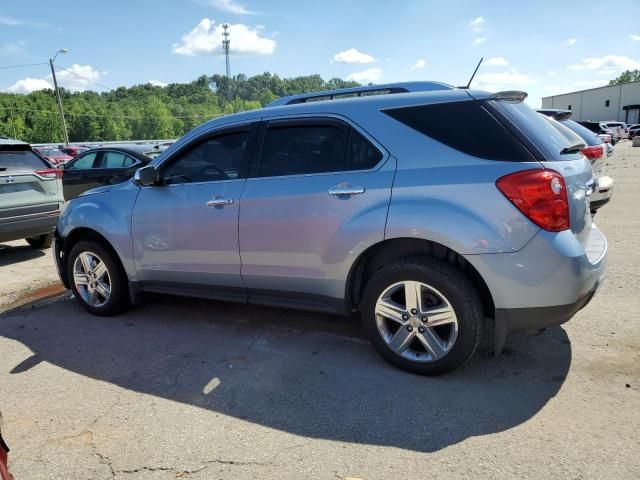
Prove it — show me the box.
[578,121,618,145]
[0,138,64,248]
[628,124,640,139]
[59,145,89,158]
[33,147,73,166]
[61,145,153,199]
[538,109,614,213]
[603,121,628,139]
[53,82,607,375]
[0,412,12,480]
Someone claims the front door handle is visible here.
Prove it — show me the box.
[206,196,234,207]
[328,184,365,197]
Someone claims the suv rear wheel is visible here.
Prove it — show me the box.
[25,233,52,249]
[360,257,483,375]
[67,240,130,316]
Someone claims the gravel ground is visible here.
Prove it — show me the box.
[0,142,638,479]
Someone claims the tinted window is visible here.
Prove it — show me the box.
[102,151,128,168]
[0,151,47,172]
[67,152,97,170]
[384,100,534,161]
[259,125,347,177]
[162,131,248,184]
[346,129,383,170]
[559,119,602,146]
[491,101,584,161]
[123,156,135,167]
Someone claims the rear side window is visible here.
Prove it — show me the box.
[102,151,129,168]
[346,129,383,170]
[383,100,534,161]
[0,151,48,172]
[259,125,347,177]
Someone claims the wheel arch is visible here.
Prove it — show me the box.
[62,227,128,284]
[346,237,495,319]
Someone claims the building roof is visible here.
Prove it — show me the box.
[541,79,640,99]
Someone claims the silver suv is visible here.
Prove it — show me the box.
[53,83,607,375]
[1,138,64,248]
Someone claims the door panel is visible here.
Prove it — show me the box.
[132,180,245,288]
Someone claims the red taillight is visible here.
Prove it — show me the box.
[496,169,569,232]
[35,168,63,179]
[581,145,604,160]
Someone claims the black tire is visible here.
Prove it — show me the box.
[25,233,52,249]
[360,257,483,376]
[67,240,131,316]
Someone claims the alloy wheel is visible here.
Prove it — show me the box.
[73,251,112,308]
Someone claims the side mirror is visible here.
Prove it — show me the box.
[134,165,158,186]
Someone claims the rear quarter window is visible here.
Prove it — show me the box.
[383,100,535,161]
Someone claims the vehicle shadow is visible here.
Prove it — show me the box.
[0,243,45,267]
[0,295,572,453]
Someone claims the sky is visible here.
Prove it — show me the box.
[1,0,639,106]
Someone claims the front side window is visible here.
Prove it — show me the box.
[259,125,347,177]
[67,152,97,170]
[162,131,248,184]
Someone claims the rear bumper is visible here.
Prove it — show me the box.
[464,224,607,351]
[0,210,59,243]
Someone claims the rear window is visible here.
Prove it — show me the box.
[383,100,535,161]
[559,119,602,146]
[490,101,584,161]
[0,151,48,172]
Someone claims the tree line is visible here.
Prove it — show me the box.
[0,73,359,144]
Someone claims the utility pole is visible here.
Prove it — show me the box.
[222,23,231,99]
[9,104,17,139]
[49,49,69,145]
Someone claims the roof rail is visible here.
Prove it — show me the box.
[266,81,456,107]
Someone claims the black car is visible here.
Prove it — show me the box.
[62,145,155,199]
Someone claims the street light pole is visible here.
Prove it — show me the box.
[49,49,69,145]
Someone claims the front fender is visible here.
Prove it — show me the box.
[57,182,140,280]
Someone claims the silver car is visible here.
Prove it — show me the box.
[53,83,607,375]
[1,138,64,248]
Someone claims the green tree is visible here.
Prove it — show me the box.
[609,69,640,85]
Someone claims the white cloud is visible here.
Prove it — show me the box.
[0,13,54,29]
[0,40,26,56]
[472,37,486,45]
[410,58,426,70]
[149,80,168,87]
[484,56,508,66]
[5,64,104,94]
[6,77,53,94]
[630,34,640,41]
[333,48,376,64]
[564,38,577,46]
[547,70,556,76]
[474,70,535,92]
[347,68,383,84]
[54,64,102,92]
[173,18,276,56]
[566,55,640,75]
[194,0,255,15]
[469,16,485,32]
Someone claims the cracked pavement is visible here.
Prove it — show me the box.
[0,142,639,479]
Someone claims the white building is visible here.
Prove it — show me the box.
[541,80,640,124]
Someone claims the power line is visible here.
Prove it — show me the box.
[0,62,48,71]
[0,105,225,120]
[56,65,115,91]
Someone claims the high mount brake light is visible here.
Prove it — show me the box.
[496,169,569,232]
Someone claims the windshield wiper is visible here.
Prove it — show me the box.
[560,143,585,155]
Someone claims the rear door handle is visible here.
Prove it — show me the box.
[206,197,234,207]
[328,184,365,197]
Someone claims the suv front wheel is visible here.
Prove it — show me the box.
[67,240,131,316]
[361,257,483,375]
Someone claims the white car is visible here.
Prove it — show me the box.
[603,122,627,140]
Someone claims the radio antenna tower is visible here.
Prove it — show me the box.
[222,23,231,80]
